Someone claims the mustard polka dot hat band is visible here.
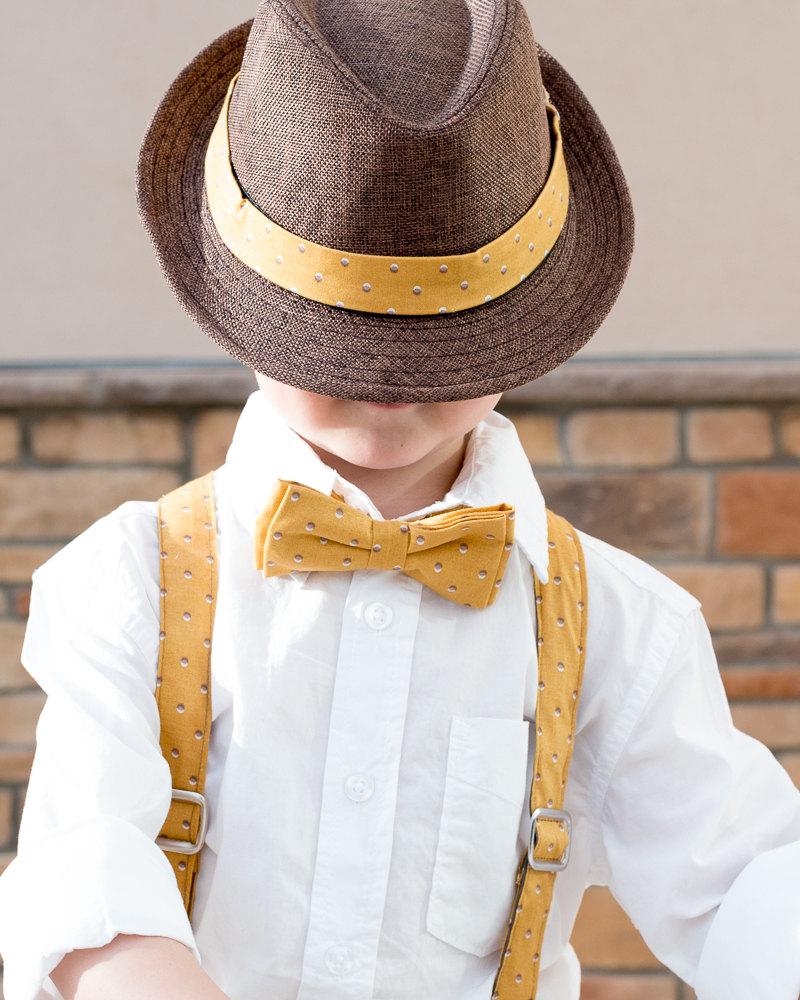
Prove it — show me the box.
[205,72,570,317]
[136,0,635,402]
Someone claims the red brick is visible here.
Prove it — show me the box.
[0,749,34,782]
[0,691,46,743]
[721,666,800,701]
[191,409,241,477]
[0,789,13,848]
[31,412,184,464]
[687,407,773,463]
[11,587,30,619]
[0,621,29,689]
[657,563,764,630]
[717,470,800,557]
[713,630,800,666]
[581,974,678,1000]
[0,468,181,540]
[572,886,664,970]
[567,409,679,468]
[776,751,800,787]
[774,566,800,624]
[779,407,800,458]
[0,545,60,584]
[509,413,563,466]
[539,472,710,557]
[0,417,20,463]
[731,703,800,752]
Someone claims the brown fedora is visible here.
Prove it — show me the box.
[136,0,634,402]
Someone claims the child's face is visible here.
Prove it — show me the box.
[254,373,502,470]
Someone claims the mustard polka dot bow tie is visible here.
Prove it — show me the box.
[254,480,517,608]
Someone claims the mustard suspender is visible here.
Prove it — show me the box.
[154,477,588,997]
[155,472,218,920]
[492,509,588,998]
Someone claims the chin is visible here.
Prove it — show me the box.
[323,431,428,470]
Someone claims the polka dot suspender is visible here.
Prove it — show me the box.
[154,472,218,919]
[152,476,588,992]
[492,509,588,999]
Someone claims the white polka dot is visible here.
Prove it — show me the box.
[460,281,468,290]
[390,263,399,272]
[298,243,306,253]
[314,272,323,282]
[438,306,447,313]
[275,254,283,264]
[387,307,396,314]
[439,264,448,273]
[363,282,372,292]
[412,285,422,295]
[341,257,349,267]
[482,254,490,263]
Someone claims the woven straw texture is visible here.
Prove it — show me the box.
[136,0,635,402]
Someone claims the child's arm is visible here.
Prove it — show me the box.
[0,507,211,1000]
[50,934,230,1000]
[593,603,800,999]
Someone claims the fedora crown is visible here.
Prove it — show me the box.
[228,0,553,256]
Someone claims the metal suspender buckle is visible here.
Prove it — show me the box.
[528,807,572,872]
[156,788,208,855]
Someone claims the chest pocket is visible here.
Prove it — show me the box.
[426,715,530,957]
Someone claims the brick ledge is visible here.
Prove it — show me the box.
[0,358,798,408]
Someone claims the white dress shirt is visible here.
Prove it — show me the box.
[0,389,799,1000]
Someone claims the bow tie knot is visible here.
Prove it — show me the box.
[254,479,516,608]
[366,517,411,571]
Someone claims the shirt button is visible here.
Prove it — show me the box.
[344,773,374,802]
[324,943,354,975]
[364,601,393,630]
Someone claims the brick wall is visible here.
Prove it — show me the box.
[0,361,798,998]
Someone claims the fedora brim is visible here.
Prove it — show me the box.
[136,19,634,403]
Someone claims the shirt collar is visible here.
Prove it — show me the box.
[223,389,550,585]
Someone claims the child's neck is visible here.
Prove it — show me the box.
[305,431,470,520]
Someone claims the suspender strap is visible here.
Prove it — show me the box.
[154,472,218,920]
[492,509,588,999]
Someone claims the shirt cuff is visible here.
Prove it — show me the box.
[693,839,800,1000]
[0,815,201,1000]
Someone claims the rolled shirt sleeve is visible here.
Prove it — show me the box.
[0,503,201,1000]
[595,604,800,999]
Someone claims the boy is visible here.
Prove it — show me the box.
[1,2,799,999]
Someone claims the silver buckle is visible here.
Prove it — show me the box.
[528,807,571,872]
[156,788,208,855]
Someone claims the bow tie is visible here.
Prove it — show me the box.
[254,479,516,609]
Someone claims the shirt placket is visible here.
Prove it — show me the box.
[297,570,423,1000]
